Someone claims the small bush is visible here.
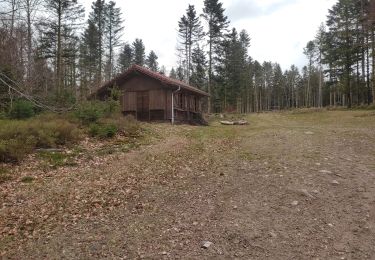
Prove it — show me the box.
[8,100,35,119]
[89,122,118,139]
[0,111,6,119]
[0,124,37,162]
[87,114,140,139]
[0,118,82,163]
[121,115,141,137]
[101,124,118,138]
[88,123,100,137]
[75,102,104,124]
[74,101,120,124]
[21,176,35,183]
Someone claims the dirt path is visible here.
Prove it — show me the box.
[1,110,375,259]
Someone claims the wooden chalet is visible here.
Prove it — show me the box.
[93,65,209,123]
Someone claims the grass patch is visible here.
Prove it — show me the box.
[20,176,35,183]
[88,115,141,139]
[0,166,12,183]
[96,147,117,155]
[38,151,78,169]
[96,140,141,156]
[89,123,118,138]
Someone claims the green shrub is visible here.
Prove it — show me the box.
[74,101,120,124]
[21,176,35,183]
[104,100,120,116]
[122,115,140,137]
[89,122,118,139]
[8,100,35,119]
[0,111,6,119]
[0,118,82,163]
[88,123,100,137]
[41,119,81,146]
[0,136,36,162]
[88,114,140,139]
[75,102,104,124]
[100,124,117,138]
[105,115,140,137]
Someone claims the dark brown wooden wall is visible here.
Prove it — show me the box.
[120,76,160,106]
[118,74,204,122]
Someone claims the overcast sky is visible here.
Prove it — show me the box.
[83,0,337,73]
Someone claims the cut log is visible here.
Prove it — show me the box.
[220,121,235,125]
[234,120,249,125]
[220,120,249,125]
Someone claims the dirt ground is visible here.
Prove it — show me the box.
[1,110,375,259]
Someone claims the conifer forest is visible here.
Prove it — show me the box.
[1,0,374,113]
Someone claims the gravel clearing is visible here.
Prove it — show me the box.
[1,110,375,259]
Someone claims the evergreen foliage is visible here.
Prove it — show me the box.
[146,51,159,72]
[1,0,375,114]
[118,43,134,72]
[132,38,146,66]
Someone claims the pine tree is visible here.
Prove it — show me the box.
[88,0,106,83]
[216,28,250,111]
[132,38,145,66]
[38,0,84,96]
[272,63,284,109]
[303,40,316,107]
[177,4,203,83]
[315,24,326,107]
[285,65,300,108]
[202,0,229,112]
[79,20,99,96]
[146,50,158,71]
[190,45,207,90]
[169,67,177,79]
[118,43,133,72]
[159,65,166,75]
[253,60,263,112]
[176,66,184,81]
[104,0,123,80]
[22,0,42,92]
[371,0,375,103]
[326,0,359,108]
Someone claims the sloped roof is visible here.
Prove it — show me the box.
[94,64,209,97]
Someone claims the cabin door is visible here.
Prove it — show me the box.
[136,91,149,121]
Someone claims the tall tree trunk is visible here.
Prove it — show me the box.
[56,0,62,96]
[10,0,17,38]
[319,63,323,107]
[372,26,375,103]
[207,37,212,113]
[356,58,360,105]
[26,0,33,93]
[366,30,371,104]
